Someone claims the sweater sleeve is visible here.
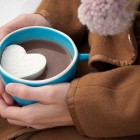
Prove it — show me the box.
[68,65,140,138]
[35,0,87,43]
[67,3,140,137]
[67,2,140,138]
[67,0,140,138]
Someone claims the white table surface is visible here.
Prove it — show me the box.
[0,0,42,26]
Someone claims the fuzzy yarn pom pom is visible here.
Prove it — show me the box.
[78,0,135,36]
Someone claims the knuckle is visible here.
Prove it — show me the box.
[17,14,29,20]
[15,86,31,100]
[25,117,35,125]
[13,85,20,94]
[17,14,31,24]
[13,86,26,98]
[26,119,34,125]
[13,85,31,100]
[22,88,30,100]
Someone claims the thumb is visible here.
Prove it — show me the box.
[5,83,49,102]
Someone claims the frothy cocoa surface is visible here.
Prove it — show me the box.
[19,40,72,80]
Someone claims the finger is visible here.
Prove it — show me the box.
[0,102,40,121]
[0,105,22,120]
[0,78,5,94]
[0,25,13,41]
[2,93,14,106]
[6,83,70,104]
[0,15,27,41]
[0,99,8,114]
[5,83,51,103]
[7,119,27,127]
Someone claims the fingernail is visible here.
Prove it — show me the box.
[5,83,16,94]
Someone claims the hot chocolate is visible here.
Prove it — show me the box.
[19,40,72,80]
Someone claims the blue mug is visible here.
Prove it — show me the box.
[0,26,89,106]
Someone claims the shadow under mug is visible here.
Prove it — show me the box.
[0,26,89,106]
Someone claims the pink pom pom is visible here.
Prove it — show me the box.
[78,0,135,36]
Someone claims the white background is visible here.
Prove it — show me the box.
[0,0,42,26]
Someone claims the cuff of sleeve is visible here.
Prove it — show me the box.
[88,27,138,71]
[35,0,52,26]
[36,10,48,18]
[67,78,86,136]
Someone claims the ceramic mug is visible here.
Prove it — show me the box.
[0,26,89,106]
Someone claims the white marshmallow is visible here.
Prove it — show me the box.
[1,45,47,80]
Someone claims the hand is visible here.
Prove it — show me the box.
[0,13,50,104]
[0,14,50,40]
[0,83,74,129]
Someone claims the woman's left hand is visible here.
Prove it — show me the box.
[0,83,74,129]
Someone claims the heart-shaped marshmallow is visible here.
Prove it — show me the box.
[1,45,47,80]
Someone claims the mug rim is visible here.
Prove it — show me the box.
[0,26,78,84]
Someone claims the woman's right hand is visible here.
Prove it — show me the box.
[0,14,51,105]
